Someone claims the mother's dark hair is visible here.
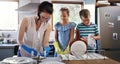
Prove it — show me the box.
[37,1,53,20]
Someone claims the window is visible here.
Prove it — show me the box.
[84,4,95,23]
[84,0,95,23]
[53,3,82,30]
[0,1,18,31]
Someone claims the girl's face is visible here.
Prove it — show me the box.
[40,12,51,22]
[60,11,69,21]
[81,16,90,26]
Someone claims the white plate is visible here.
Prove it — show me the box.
[40,61,65,64]
[40,57,64,64]
[41,57,61,62]
[1,57,36,64]
[71,41,87,58]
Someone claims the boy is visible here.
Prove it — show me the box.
[76,9,100,51]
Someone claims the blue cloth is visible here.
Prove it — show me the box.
[21,44,38,56]
[40,46,51,57]
[17,49,21,57]
[54,52,58,57]
[55,22,76,51]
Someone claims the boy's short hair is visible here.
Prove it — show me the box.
[60,7,69,16]
[79,9,90,18]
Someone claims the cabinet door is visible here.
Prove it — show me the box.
[19,0,31,7]
[0,49,14,61]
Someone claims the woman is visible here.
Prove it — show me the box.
[54,7,76,54]
[17,1,53,57]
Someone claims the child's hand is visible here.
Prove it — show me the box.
[81,37,88,42]
[91,36,96,39]
[89,34,96,39]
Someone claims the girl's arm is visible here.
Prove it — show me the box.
[55,30,58,42]
[68,27,75,46]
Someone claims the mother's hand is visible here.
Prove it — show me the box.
[21,44,39,56]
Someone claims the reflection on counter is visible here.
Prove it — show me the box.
[0,38,17,44]
[0,44,19,61]
[0,31,17,44]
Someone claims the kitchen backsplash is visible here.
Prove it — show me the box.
[0,30,55,44]
[0,31,17,38]
[0,31,17,44]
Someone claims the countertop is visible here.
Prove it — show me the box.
[0,44,19,48]
[63,59,120,64]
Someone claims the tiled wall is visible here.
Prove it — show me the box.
[0,31,17,38]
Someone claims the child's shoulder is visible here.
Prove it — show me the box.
[55,22,60,25]
[69,22,76,27]
[54,22,61,27]
[54,22,76,31]
[90,23,97,26]
[77,23,84,26]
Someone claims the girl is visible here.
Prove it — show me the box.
[54,7,76,54]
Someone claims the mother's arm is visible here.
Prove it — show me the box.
[18,17,28,45]
[43,23,51,47]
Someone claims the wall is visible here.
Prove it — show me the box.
[0,0,18,2]
[84,0,96,23]
[52,0,83,2]
[0,0,18,43]
[0,0,95,42]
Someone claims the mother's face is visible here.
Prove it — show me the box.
[40,12,51,22]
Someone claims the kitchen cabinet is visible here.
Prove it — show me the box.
[19,0,31,7]
[0,44,19,61]
[102,50,120,62]
[18,0,41,11]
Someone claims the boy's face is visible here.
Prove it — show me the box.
[81,16,90,26]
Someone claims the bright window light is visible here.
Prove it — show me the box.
[84,4,95,23]
[53,3,81,29]
[0,1,18,31]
